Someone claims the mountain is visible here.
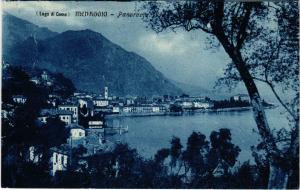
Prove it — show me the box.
[172,80,211,96]
[5,23,183,96]
[3,13,58,57]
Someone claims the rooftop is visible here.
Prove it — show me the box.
[50,144,71,155]
[66,123,85,130]
[40,109,73,116]
[12,95,27,99]
[58,104,78,107]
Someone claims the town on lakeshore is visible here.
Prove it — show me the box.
[2,69,275,176]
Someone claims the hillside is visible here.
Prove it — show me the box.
[2,13,58,57]
[4,22,182,96]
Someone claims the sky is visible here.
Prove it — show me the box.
[3,1,232,88]
[3,1,287,102]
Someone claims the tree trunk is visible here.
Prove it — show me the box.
[268,164,289,189]
[214,32,289,188]
[230,50,290,189]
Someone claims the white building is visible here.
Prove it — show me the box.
[50,145,69,176]
[41,71,49,81]
[112,106,120,113]
[104,86,108,99]
[1,104,14,119]
[180,101,193,108]
[78,98,89,108]
[123,106,133,113]
[38,109,73,125]
[58,111,72,124]
[68,124,86,139]
[30,76,40,85]
[12,95,27,104]
[46,81,53,86]
[233,94,250,102]
[29,146,42,163]
[47,98,57,107]
[88,121,104,129]
[126,98,135,106]
[122,105,166,114]
[1,110,8,119]
[93,98,109,107]
[58,104,79,123]
[193,101,212,109]
[152,106,160,112]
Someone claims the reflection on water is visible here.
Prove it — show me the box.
[106,108,290,163]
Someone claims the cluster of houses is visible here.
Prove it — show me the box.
[5,70,255,176]
[4,85,216,176]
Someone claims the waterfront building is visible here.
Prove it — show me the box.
[93,98,109,107]
[176,100,193,109]
[126,98,135,106]
[88,120,104,129]
[232,94,250,102]
[112,106,120,113]
[193,101,213,109]
[122,105,167,114]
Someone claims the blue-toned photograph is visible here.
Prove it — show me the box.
[1,1,299,189]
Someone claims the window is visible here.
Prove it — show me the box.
[79,132,82,136]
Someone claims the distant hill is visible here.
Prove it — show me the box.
[2,13,58,57]
[172,80,236,99]
[171,80,211,96]
[3,14,183,96]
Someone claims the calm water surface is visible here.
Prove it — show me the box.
[106,108,289,163]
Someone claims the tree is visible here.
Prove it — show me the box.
[208,128,241,175]
[52,73,76,98]
[38,117,69,148]
[169,137,182,171]
[182,132,209,178]
[142,1,298,188]
[169,104,183,113]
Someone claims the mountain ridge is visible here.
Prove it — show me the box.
[3,13,58,57]
[4,14,183,96]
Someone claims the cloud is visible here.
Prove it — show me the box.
[138,32,202,55]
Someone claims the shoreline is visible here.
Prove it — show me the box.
[105,105,276,119]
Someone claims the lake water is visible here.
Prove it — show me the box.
[106,108,290,163]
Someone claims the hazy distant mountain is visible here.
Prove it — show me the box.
[171,80,211,96]
[4,16,182,96]
[3,13,58,57]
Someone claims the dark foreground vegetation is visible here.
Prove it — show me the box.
[2,126,299,189]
